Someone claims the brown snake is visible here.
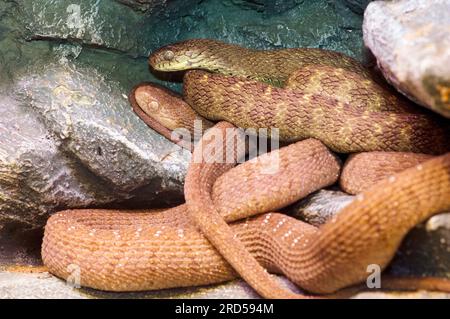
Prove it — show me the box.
[42,40,450,297]
[340,152,435,194]
[43,132,342,293]
[42,123,450,296]
[42,122,450,296]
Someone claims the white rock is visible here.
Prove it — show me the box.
[363,0,450,118]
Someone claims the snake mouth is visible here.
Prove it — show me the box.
[149,55,201,72]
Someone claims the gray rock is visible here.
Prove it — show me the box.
[0,61,190,265]
[18,0,141,53]
[290,189,354,227]
[115,0,167,12]
[1,271,449,299]
[344,0,373,14]
[0,271,294,299]
[363,0,450,118]
[17,62,189,196]
[9,0,366,70]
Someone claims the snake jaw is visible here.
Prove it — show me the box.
[150,53,206,72]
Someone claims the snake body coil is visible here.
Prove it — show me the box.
[42,137,450,294]
[183,70,449,154]
[43,137,342,292]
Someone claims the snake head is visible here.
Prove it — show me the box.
[130,82,213,151]
[132,83,184,131]
[149,39,225,72]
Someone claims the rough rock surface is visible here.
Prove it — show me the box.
[0,62,190,265]
[290,189,354,226]
[1,0,366,90]
[363,0,450,118]
[1,271,449,299]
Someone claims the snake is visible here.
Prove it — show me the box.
[42,123,450,296]
[150,39,449,154]
[149,39,376,88]
[42,39,450,297]
[340,152,435,194]
[43,133,341,292]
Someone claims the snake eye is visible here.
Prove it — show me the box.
[163,50,174,61]
[148,101,159,112]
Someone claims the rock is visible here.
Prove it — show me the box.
[0,271,293,299]
[289,190,450,279]
[9,0,366,67]
[289,189,354,227]
[15,0,155,57]
[388,213,450,279]
[115,0,167,12]
[344,0,372,14]
[1,271,449,299]
[0,62,190,265]
[363,0,450,118]
[227,0,302,15]
[1,0,367,96]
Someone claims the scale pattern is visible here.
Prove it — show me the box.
[184,71,449,154]
[340,152,434,194]
[42,146,450,294]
